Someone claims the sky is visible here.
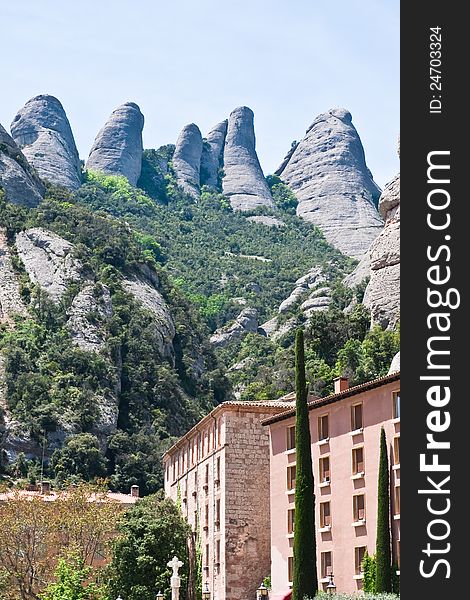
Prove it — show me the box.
[0,0,399,188]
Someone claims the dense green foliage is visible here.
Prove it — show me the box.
[362,552,377,593]
[312,594,399,600]
[375,427,392,592]
[40,554,106,600]
[107,492,190,600]
[293,329,317,600]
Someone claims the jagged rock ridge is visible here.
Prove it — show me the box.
[200,120,227,188]
[86,102,144,185]
[277,108,383,259]
[10,94,82,190]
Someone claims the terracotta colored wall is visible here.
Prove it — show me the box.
[269,380,401,594]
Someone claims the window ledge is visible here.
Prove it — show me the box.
[286,489,295,496]
[350,428,363,436]
[394,514,400,520]
[285,448,296,455]
[319,577,330,584]
[352,520,366,527]
[287,532,294,539]
[318,438,330,446]
[319,481,331,488]
[353,574,364,580]
[351,472,365,480]
[392,464,400,470]
[392,417,401,424]
[319,525,331,533]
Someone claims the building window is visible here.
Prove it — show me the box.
[215,457,221,483]
[286,425,296,451]
[204,504,209,530]
[351,403,363,430]
[215,499,221,526]
[172,460,176,482]
[287,508,295,534]
[320,501,331,528]
[318,414,329,440]
[352,447,365,475]
[393,391,401,419]
[319,456,330,483]
[288,556,294,583]
[394,436,400,465]
[355,546,367,575]
[215,539,221,565]
[217,418,222,447]
[321,551,333,578]
[204,464,209,490]
[287,465,296,490]
[205,544,209,569]
[394,485,400,515]
[353,494,366,522]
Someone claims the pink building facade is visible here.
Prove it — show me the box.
[264,373,400,594]
[163,400,293,600]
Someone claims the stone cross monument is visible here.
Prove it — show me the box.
[168,556,184,600]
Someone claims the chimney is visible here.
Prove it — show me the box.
[130,485,140,498]
[40,481,51,495]
[333,376,349,394]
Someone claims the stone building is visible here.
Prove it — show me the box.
[263,372,400,594]
[163,400,293,600]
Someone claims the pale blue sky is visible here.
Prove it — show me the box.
[0,0,399,187]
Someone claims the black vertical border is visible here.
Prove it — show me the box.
[401,3,467,597]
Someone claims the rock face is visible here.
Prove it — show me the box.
[172,123,203,199]
[277,108,383,259]
[10,94,82,190]
[15,228,82,302]
[222,107,274,211]
[0,124,45,206]
[363,169,400,329]
[122,277,176,359]
[210,308,258,347]
[66,283,113,352]
[86,102,144,185]
[200,120,227,188]
[246,215,285,228]
[388,351,400,374]
[0,229,27,322]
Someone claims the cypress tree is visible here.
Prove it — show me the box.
[375,426,392,591]
[293,329,317,600]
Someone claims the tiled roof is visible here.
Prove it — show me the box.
[262,371,401,426]
[0,490,139,504]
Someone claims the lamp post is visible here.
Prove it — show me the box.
[326,574,336,595]
[202,582,211,600]
[257,583,269,599]
[156,592,164,600]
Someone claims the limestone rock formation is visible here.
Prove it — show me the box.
[66,283,113,352]
[10,94,82,190]
[86,102,144,185]
[277,108,383,259]
[122,277,175,359]
[15,228,82,302]
[278,267,327,313]
[363,161,400,329]
[172,123,203,199]
[0,124,44,206]
[222,107,274,211]
[388,351,400,374]
[0,229,27,322]
[200,120,227,188]
[210,307,258,347]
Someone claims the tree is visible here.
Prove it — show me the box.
[292,329,317,600]
[51,434,108,481]
[361,551,376,592]
[107,491,191,600]
[40,553,106,600]
[0,485,119,600]
[375,427,392,591]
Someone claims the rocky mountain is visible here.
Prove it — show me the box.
[0,124,44,206]
[86,102,144,185]
[10,95,82,190]
[276,108,383,259]
[173,123,203,199]
[200,120,227,188]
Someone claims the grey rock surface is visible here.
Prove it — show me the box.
[67,283,113,352]
[0,123,44,206]
[122,277,175,359]
[343,251,371,288]
[10,94,82,190]
[0,228,27,322]
[210,307,258,347]
[172,123,203,199]
[200,120,227,188]
[246,215,285,228]
[278,286,309,313]
[86,102,144,185]
[388,351,400,374]
[363,162,400,329]
[15,228,82,302]
[222,106,275,211]
[277,108,383,259]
